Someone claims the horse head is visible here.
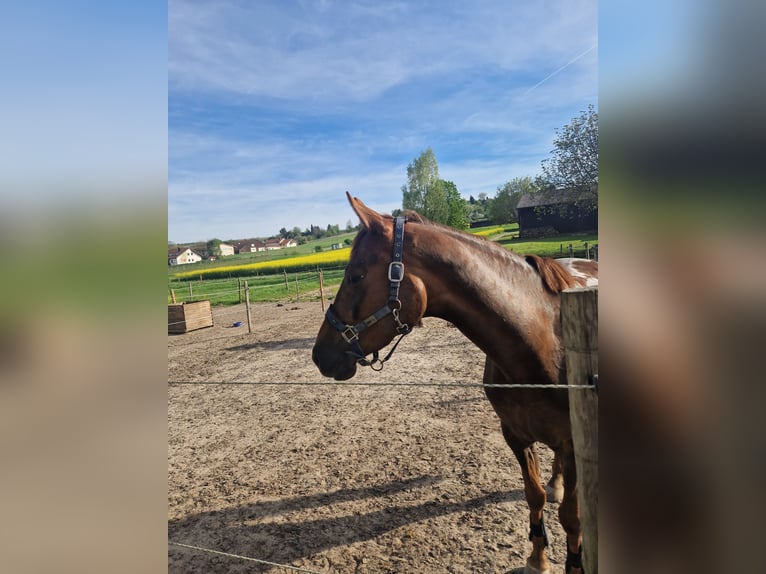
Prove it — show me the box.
[312,193,426,380]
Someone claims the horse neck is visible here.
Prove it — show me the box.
[409,225,563,383]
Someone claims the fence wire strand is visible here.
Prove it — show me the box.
[168,380,595,389]
[169,541,324,574]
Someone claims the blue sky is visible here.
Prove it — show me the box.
[169,0,597,243]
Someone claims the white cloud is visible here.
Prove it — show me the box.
[169,0,597,102]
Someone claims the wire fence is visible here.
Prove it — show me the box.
[168,266,347,306]
[169,541,324,574]
[167,380,596,390]
[167,266,343,335]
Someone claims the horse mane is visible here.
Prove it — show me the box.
[391,210,578,294]
[524,254,579,294]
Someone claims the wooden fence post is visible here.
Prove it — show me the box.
[319,269,326,312]
[294,274,299,301]
[170,288,177,304]
[593,244,598,262]
[561,287,598,574]
[244,281,252,334]
[283,270,288,290]
[188,282,193,302]
[568,243,574,258]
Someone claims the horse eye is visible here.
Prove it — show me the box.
[348,273,365,285]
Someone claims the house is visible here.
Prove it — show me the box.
[264,237,298,250]
[219,243,235,256]
[516,186,597,238]
[236,239,266,253]
[168,247,202,266]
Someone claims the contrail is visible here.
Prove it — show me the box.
[524,43,597,95]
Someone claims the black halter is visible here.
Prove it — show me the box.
[324,216,412,371]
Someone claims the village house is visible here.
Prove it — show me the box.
[235,239,267,254]
[219,243,235,256]
[264,237,298,250]
[168,247,202,266]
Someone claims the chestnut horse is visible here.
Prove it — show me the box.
[312,193,598,573]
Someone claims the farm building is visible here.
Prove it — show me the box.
[236,240,266,253]
[264,238,298,250]
[219,243,235,256]
[516,187,597,238]
[168,247,202,266]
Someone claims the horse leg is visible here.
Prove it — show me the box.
[545,451,564,504]
[502,424,551,574]
[557,445,583,574]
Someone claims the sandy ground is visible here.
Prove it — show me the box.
[168,301,564,573]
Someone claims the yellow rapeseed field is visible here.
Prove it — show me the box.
[470,226,506,237]
[173,247,352,280]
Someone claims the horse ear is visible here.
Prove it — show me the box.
[346,191,386,233]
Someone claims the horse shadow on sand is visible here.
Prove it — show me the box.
[225,337,316,352]
[169,474,525,572]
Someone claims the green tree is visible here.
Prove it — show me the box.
[401,147,448,223]
[540,104,598,193]
[443,180,469,229]
[205,238,222,258]
[488,177,537,224]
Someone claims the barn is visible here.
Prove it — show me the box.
[517,186,597,238]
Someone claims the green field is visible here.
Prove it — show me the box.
[168,225,597,306]
[498,233,598,259]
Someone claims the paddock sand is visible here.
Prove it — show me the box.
[168,301,565,573]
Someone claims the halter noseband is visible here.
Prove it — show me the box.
[324,216,412,371]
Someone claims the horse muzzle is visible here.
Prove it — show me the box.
[311,343,358,380]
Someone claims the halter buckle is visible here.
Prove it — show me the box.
[388,261,404,282]
[341,325,359,343]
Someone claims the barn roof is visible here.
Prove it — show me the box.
[235,238,266,249]
[517,186,597,209]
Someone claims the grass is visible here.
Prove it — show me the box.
[498,233,598,259]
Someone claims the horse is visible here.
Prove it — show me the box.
[312,193,598,574]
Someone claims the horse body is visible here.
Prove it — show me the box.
[312,194,598,573]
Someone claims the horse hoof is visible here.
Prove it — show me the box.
[545,483,564,503]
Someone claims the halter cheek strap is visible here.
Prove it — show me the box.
[324,216,412,370]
